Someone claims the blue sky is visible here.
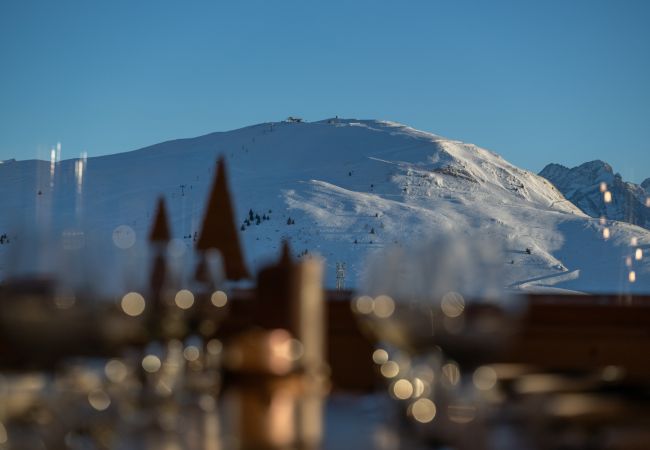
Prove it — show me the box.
[1,0,649,182]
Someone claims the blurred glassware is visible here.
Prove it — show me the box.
[355,230,525,448]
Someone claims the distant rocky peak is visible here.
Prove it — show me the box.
[539,160,649,230]
[543,162,569,171]
[578,159,612,171]
[642,178,650,191]
[574,160,613,179]
[538,163,569,179]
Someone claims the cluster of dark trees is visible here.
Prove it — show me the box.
[286,217,296,225]
[0,233,9,244]
[241,209,273,231]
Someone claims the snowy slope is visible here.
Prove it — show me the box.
[1,119,649,293]
[540,161,650,230]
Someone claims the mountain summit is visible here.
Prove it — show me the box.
[539,161,650,230]
[1,118,648,292]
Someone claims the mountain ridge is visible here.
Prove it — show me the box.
[1,118,648,293]
[539,160,650,230]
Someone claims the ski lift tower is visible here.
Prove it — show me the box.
[335,262,346,291]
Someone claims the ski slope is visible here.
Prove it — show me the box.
[1,118,649,293]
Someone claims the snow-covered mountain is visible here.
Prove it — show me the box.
[540,161,650,230]
[1,119,649,293]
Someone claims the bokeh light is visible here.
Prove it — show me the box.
[183,345,201,362]
[354,296,374,314]
[373,295,395,318]
[372,349,389,365]
[175,289,195,309]
[207,339,223,355]
[211,290,228,307]
[380,361,400,378]
[121,292,145,316]
[473,365,498,391]
[442,362,461,386]
[441,291,465,318]
[104,359,128,383]
[88,390,111,411]
[412,377,426,397]
[199,394,216,412]
[392,379,413,400]
[602,365,625,382]
[112,225,136,249]
[142,355,162,373]
[411,398,436,423]
[448,404,476,424]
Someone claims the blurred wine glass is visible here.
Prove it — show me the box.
[354,229,524,448]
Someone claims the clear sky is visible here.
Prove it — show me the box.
[1,0,649,182]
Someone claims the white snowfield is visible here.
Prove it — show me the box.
[0,118,648,293]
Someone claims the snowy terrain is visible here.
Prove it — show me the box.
[1,118,649,293]
[540,161,650,230]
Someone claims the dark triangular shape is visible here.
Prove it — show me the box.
[196,157,249,280]
[255,240,296,331]
[279,240,293,267]
[149,197,171,243]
